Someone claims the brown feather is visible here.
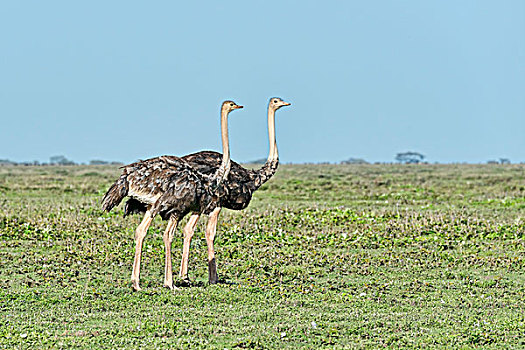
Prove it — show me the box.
[102,155,222,220]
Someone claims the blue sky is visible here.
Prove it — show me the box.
[1,1,523,164]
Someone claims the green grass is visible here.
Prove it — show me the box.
[0,164,524,348]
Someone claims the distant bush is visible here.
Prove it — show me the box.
[90,160,123,165]
[246,158,267,164]
[0,159,16,166]
[488,158,511,165]
[49,155,76,165]
[341,158,369,165]
[90,160,107,165]
[395,151,425,164]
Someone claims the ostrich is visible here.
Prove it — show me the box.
[101,100,243,291]
[179,97,291,284]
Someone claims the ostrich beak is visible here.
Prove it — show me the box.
[235,105,244,109]
[282,102,291,106]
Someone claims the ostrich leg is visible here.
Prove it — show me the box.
[179,214,200,282]
[205,207,222,284]
[131,211,154,291]
[163,217,179,289]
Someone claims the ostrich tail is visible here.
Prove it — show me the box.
[101,176,128,212]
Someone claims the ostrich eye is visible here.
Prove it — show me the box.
[230,103,234,106]
[274,100,278,103]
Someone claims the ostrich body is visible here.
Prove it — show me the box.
[178,97,291,283]
[101,101,243,291]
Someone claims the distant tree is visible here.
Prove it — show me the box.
[341,158,369,165]
[50,155,76,165]
[246,158,267,164]
[0,159,16,165]
[90,159,123,165]
[20,160,40,166]
[487,158,510,165]
[90,160,109,165]
[395,152,425,164]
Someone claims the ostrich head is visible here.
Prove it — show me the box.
[269,97,291,110]
[222,100,244,113]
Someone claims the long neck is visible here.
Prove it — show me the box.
[215,108,231,181]
[249,105,279,192]
[267,106,278,161]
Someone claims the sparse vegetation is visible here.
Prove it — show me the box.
[0,164,524,348]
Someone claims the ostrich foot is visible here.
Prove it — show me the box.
[208,259,218,284]
[208,273,218,285]
[178,278,191,287]
[163,282,180,291]
[132,280,142,292]
[163,278,175,290]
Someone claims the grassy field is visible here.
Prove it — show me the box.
[1,163,524,349]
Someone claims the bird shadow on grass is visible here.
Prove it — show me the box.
[173,276,237,288]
